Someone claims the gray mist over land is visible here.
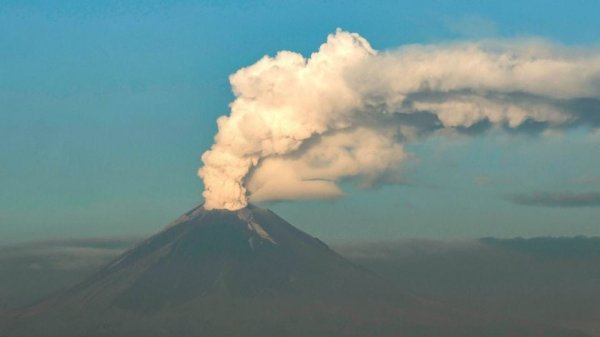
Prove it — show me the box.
[2,234,599,335]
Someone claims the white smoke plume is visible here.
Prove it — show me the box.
[199,29,600,210]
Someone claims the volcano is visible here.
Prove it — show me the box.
[0,205,588,337]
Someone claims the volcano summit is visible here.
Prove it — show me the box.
[0,205,587,337]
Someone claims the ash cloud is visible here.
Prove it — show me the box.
[508,191,600,208]
[199,29,600,210]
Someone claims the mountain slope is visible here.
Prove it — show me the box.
[0,205,589,337]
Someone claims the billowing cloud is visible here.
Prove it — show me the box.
[246,127,408,202]
[199,29,600,210]
[507,191,600,208]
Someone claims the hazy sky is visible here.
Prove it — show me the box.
[1,0,599,244]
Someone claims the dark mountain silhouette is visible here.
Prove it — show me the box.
[0,205,589,337]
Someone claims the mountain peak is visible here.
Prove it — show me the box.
[2,205,588,337]
[167,203,264,226]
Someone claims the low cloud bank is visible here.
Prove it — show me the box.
[0,238,138,311]
[507,191,600,208]
[0,238,138,270]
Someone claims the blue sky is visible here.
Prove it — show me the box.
[1,0,599,243]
